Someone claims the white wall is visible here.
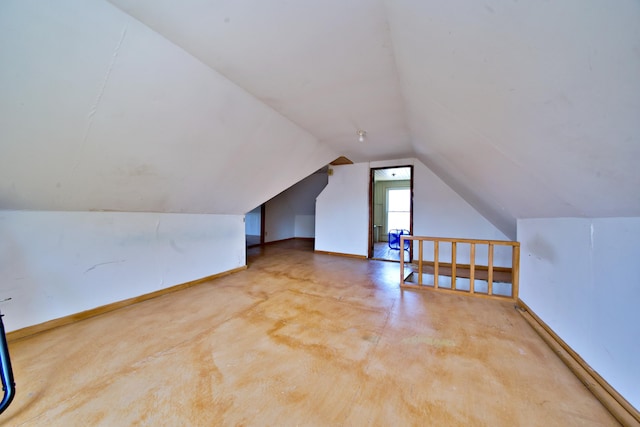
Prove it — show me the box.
[294,215,316,239]
[264,172,328,242]
[409,159,512,266]
[405,159,509,242]
[315,158,510,261]
[0,0,337,216]
[245,206,261,236]
[389,1,640,239]
[264,199,294,242]
[518,217,640,410]
[315,163,370,256]
[0,211,246,332]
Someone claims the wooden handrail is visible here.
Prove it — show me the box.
[400,236,520,300]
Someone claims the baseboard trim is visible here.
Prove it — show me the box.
[314,250,367,260]
[7,265,248,343]
[261,237,315,246]
[264,237,295,245]
[517,298,639,426]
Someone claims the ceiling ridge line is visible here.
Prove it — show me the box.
[381,0,416,155]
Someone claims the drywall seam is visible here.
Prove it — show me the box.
[73,24,128,173]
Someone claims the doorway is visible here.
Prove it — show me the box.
[369,166,413,262]
[245,204,265,247]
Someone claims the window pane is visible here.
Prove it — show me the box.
[388,189,410,212]
[388,212,410,232]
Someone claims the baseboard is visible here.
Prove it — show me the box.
[264,237,295,245]
[7,265,248,343]
[314,250,367,260]
[263,237,315,245]
[517,299,639,426]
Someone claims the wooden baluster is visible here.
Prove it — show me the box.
[400,236,405,285]
[470,243,475,294]
[418,239,423,285]
[434,240,439,289]
[451,242,457,290]
[512,243,520,300]
[397,237,520,300]
[488,243,494,296]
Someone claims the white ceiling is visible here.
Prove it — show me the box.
[374,167,411,182]
[108,0,414,163]
[2,0,639,238]
[106,0,640,236]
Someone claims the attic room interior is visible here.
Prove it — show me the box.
[1,0,639,425]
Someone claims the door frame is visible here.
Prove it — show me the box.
[368,165,414,261]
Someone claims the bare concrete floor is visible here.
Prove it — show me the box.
[3,240,617,426]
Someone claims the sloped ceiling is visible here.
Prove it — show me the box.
[106,0,413,162]
[2,0,640,238]
[0,1,338,215]
[387,0,640,237]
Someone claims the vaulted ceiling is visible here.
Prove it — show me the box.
[2,0,639,238]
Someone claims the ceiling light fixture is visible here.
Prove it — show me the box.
[357,129,367,142]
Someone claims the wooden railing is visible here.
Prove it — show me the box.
[400,236,520,300]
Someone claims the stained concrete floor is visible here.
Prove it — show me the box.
[3,240,617,426]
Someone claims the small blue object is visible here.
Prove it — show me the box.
[388,229,410,250]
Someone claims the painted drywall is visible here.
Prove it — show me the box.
[245,206,261,236]
[373,159,511,265]
[315,159,510,260]
[104,1,640,239]
[107,0,414,162]
[264,199,294,243]
[315,163,370,256]
[409,159,512,266]
[5,0,639,239]
[0,211,246,332]
[0,1,337,215]
[518,217,640,410]
[264,172,328,242]
[294,215,316,239]
[388,1,640,237]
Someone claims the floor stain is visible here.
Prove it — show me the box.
[3,240,620,426]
